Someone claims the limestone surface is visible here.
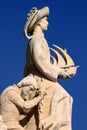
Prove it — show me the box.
[0,6,77,130]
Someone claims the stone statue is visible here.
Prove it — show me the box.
[23,7,77,130]
[0,6,78,130]
[1,76,46,130]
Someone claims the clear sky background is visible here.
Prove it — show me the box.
[0,0,87,130]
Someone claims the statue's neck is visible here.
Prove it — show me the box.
[33,26,44,38]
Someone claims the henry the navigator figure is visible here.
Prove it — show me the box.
[23,7,75,130]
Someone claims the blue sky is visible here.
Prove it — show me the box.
[0,0,87,130]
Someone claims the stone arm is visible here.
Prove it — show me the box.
[30,37,62,82]
[7,89,43,114]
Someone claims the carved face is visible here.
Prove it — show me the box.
[39,17,49,31]
[22,85,38,100]
[22,86,30,100]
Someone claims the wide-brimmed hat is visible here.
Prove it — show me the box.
[24,7,49,39]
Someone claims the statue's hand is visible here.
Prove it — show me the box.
[39,88,46,99]
[59,68,68,78]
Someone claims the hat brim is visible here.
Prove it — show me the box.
[24,7,49,33]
